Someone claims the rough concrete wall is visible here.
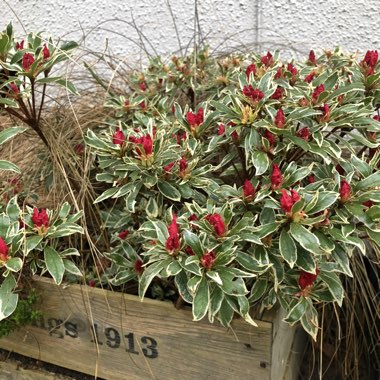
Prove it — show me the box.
[1,0,258,64]
[259,0,379,57]
[1,0,379,61]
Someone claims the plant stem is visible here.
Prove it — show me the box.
[17,97,33,121]
[30,78,37,121]
[37,82,47,125]
[237,146,248,180]
[4,107,29,124]
[221,144,243,183]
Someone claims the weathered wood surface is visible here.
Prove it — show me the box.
[0,358,73,380]
[0,277,295,380]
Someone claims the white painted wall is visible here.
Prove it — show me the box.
[1,0,379,62]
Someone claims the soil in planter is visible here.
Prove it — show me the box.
[0,349,104,380]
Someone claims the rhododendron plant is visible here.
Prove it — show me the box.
[0,24,82,323]
[85,46,380,340]
[0,198,84,322]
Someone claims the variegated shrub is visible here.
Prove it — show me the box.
[86,47,380,339]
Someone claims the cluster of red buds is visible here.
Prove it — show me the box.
[165,214,180,253]
[298,267,319,296]
[270,164,283,189]
[261,51,274,67]
[243,179,255,201]
[243,85,264,104]
[205,213,226,237]
[200,251,216,270]
[186,108,204,128]
[32,208,49,235]
[360,50,378,76]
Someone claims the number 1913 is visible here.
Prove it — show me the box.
[91,324,158,359]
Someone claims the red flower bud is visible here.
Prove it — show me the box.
[304,71,315,83]
[308,175,315,184]
[243,85,264,103]
[205,213,226,237]
[141,135,153,157]
[200,251,216,270]
[22,53,35,71]
[185,246,195,256]
[179,157,188,171]
[362,50,378,68]
[339,180,351,202]
[274,66,283,79]
[290,189,300,203]
[270,86,283,100]
[19,219,25,229]
[297,127,310,141]
[263,130,276,147]
[189,214,198,230]
[271,164,283,189]
[243,179,255,200]
[42,44,50,60]
[112,127,125,145]
[299,267,319,290]
[16,40,24,50]
[32,208,49,228]
[0,237,9,262]
[164,162,175,173]
[133,135,153,157]
[231,131,239,142]
[275,108,286,128]
[280,189,294,213]
[186,108,204,127]
[245,63,256,79]
[363,200,373,208]
[9,83,19,94]
[312,84,325,102]
[320,104,330,122]
[165,214,180,252]
[217,124,225,136]
[118,230,129,239]
[134,259,144,275]
[88,279,95,287]
[139,82,147,91]
[287,63,298,76]
[336,164,345,175]
[173,131,187,144]
[261,51,273,67]
[308,50,317,66]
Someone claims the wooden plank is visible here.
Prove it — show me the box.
[0,357,73,380]
[269,307,298,380]
[283,328,307,380]
[0,277,274,380]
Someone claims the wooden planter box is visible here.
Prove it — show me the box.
[0,277,304,379]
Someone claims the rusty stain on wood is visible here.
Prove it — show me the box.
[0,277,298,380]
